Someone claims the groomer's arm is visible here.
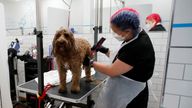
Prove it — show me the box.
[92,59,133,77]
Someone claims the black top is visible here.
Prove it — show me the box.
[150,24,166,31]
[113,30,155,108]
[114,30,155,82]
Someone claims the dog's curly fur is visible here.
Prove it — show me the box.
[52,28,93,93]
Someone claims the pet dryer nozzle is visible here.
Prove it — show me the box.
[93,37,106,51]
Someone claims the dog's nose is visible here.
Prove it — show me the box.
[57,37,67,43]
[57,41,66,47]
[59,41,64,45]
[57,41,66,46]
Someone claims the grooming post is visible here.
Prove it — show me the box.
[99,0,103,33]
[93,0,99,61]
[36,0,44,107]
[36,31,44,107]
[94,0,103,61]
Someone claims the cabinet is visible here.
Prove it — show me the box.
[24,57,53,81]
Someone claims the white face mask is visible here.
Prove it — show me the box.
[113,33,125,41]
[145,22,155,31]
[145,24,152,31]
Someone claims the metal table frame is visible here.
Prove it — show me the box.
[17,76,106,108]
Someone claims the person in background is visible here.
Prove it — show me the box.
[145,13,166,31]
[33,27,37,35]
[70,27,76,33]
[85,7,155,108]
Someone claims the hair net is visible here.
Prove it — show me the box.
[110,7,140,31]
[146,13,161,24]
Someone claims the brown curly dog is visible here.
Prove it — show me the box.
[52,28,93,93]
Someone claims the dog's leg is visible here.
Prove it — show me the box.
[58,64,67,93]
[70,65,81,93]
[84,66,93,82]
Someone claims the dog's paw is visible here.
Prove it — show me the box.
[85,77,94,82]
[58,86,67,93]
[71,86,80,93]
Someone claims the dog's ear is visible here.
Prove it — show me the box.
[51,45,55,57]
[52,37,56,56]
[67,31,75,48]
[69,31,74,37]
[52,30,61,56]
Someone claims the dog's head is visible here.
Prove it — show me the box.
[52,28,75,57]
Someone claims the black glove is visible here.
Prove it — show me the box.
[83,56,94,67]
[91,45,109,54]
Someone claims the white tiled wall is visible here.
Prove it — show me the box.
[163,94,192,108]
[167,64,184,79]
[183,65,192,81]
[164,51,192,108]
[180,96,192,108]
[171,28,192,47]
[163,94,180,108]
[165,79,192,96]
[148,32,169,108]
[163,0,192,108]
[169,48,192,64]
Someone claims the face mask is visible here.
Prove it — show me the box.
[145,21,156,31]
[145,24,150,29]
[145,23,153,31]
[113,33,125,41]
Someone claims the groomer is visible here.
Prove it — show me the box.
[91,7,155,108]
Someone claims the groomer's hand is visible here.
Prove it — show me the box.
[83,56,94,67]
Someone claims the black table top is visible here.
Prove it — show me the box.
[17,74,106,103]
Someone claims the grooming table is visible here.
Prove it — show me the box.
[17,73,106,108]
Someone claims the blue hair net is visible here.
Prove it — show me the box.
[111,11,140,31]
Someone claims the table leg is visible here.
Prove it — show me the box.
[65,103,72,108]
[87,95,95,108]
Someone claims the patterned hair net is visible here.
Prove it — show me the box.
[110,7,140,31]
